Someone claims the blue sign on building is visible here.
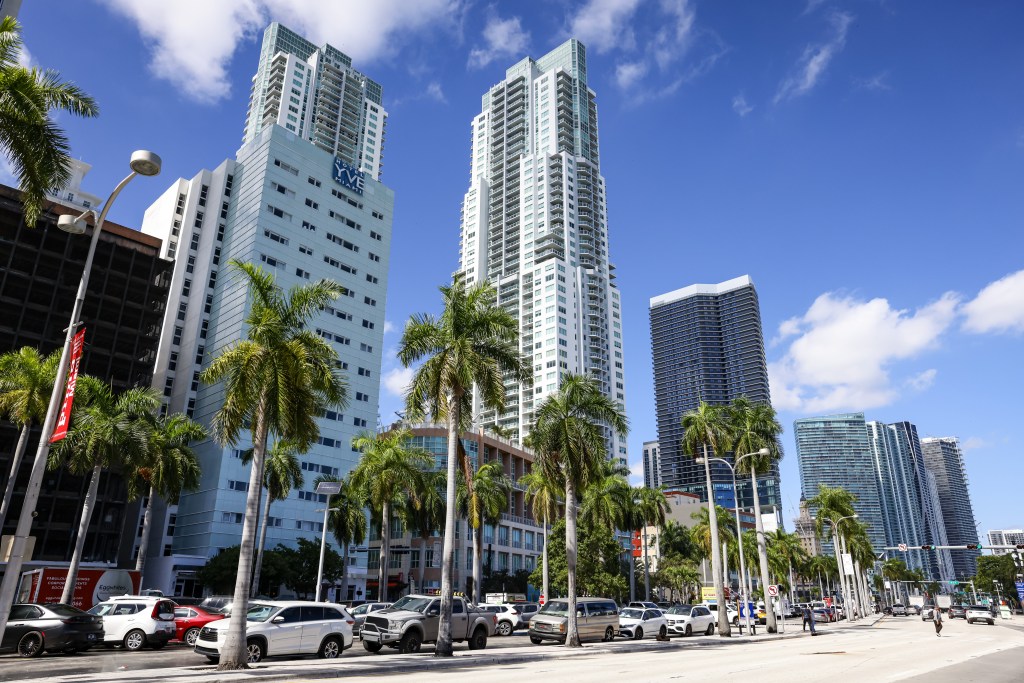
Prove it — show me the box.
[1016,581,1024,603]
[332,158,365,195]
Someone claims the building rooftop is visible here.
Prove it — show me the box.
[649,274,754,308]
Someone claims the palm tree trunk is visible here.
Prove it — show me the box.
[473,524,483,603]
[435,406,461,658]
[818,572,823,600]
[134,484,154,573]
[0,423,31,531]
[248,463,265,590]
[220,404,268,669]
[832,530,850,620]
[751,470,777,633]
[250,493,273,598]
[565,477,581,647]
[379,500,391,603]
[418,536,427,593]
[642,523,651,601]
[542,512,549,604]
[703,443,728,636]
[60,464,101,605]
[341,541,349,602]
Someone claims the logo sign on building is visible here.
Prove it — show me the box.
[1015,581,1024,604]
[332,158,365,195]
[50,328,86,442]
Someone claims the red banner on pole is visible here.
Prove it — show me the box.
[50,328,86,443]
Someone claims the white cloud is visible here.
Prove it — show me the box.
[774,10,853,104]
[425,81,447,103]
[732,93,753,117]
[100,0,462,102]
[568,0,642,54]
[961,269,1024,335]
[960,436,991,452]
[628,459,644,485]
[769,291,959,413]
[854,70,892,92]
[382,366,415,398]
[615,62,647,89]
[467,11,529,69]
[905,368,937,392]
[383,320,396,335]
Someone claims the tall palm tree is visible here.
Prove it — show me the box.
[246,440,303,598]
[457,460,512,603]
[729,396,783,632]
[0,17,99,225]
[316,474,366,601]
[0,347,59,530]
[398,275,526,657]
[133,412,204,574]
[48,382,159,604]
[200,261,347,669]
[632,486,669,602]
[580,460,631,532]
[531,374,628,648]
[350,427,431,603]
[404,469,445,593]
[681,401,732,635]
[845,523,875,615]
[767,530,808,606]
[519,466,560,605]
[808,484,858,617]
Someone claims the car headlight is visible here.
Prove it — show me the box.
[389,620,402,630]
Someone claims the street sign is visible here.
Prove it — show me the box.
[1015,581,1024,604]
[897,543,908,552]
[767,584,779,598]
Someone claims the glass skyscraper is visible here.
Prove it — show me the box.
[649,275,779,509]
[921,437,980,578]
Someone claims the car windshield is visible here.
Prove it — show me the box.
[667,605,693,614]
[620,608,643,619]
[539,601,569,616]
[246,604,277,622]
[87,603,114,616]
[390,596,433,612]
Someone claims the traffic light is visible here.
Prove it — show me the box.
[966,544,982,550]
[920,545,934,550]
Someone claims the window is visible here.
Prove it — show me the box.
[266,204,291,221]
[302,220,317,232]
[328,209,361,231]
[368,252,380,262]
[323,255,356,274]
[273,158,299,175]
[228,480,249,492]
[364,296,376,307]
[359,342,373,353]
[369,230,382,241]
[361,319,375,329]
[305,198,319,210]
[271,181,295,197]
[181,279,191,297]
[264,228,288,245]
[172,326,183,346]
[296,268,310,279]
[260,254,285,269]
[366,274,378,284]
[326,233,359,252]
[357,367,371,377]
[177,302,187,321]
[355,392,368,402]
[308,176,322,187]
[299,244,313,255]
[371,210,384,220]
[353,417,368,428]
[221,512,244,524]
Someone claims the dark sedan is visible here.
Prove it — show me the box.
[1,604,103,657]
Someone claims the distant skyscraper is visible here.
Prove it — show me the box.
[921,437,980,578]
[649,275,779,509]
[642,441,660,490]
[135,23,392,595]
[458,39,628,467]
[987,529,1024,556]
[794,413,886,554]
[794,499,821,557]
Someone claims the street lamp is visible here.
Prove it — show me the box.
[314,480,343,602]
[816,513,858,622]
[0,150,162,643]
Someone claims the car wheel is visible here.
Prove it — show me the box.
[497,621,512,637]
[603,626,615,642]
[363,640,383,653]
[319,636,342,659]
[123,629,146,651]
[398,632,422,654]
[468,627,488,651]
[633,627,643,640]
[184,628,201,647]
[684,624,692,637]
[17,631,44,658]
[246,638,265,663]
[530,636,543,645]
[658,626,667,640]
[705,623,715,636]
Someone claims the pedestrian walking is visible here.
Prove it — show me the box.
[933,608,943,637]
[803,606,818,635]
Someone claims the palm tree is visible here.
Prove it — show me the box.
[246,440,303,598]
[531,374,628,648]
[808,484,858,617]
[681,401,733,635]
[316,474,366,601]
[350,427,432,603]
[767,530,808,607]
[200,261,347,669]
[457,460,512,603]
[0,347,59,530]
[398,275,526,657]
[632,486,669,601]
[658,519,696,561]
[133,412,204,574]
[48,382,159,604]
[729,396,783,632]
[580,460,631,532]
[882,558,909,605]
[519,466,560,605]
[0,17,99,225]
[404,469,445,593]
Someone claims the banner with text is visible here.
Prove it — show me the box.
[50,328,86,443]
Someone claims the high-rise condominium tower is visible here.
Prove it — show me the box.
[642,441,661,489]
[136,23,392,597]
[921,437,980,578]
[649,275,779,509]
[458,40,627,466]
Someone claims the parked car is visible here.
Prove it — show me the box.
[1,603,104,657]
[529,597,619,644]
[617,607,667,640]
[173,605,224,647]
[949,605,967,619]
[349,602,391,637]
[360,595,494,654]
[87,596,176,651]
[812,608,831,623]
[664,604,715,637]
[198,595,232,615]
[628,601,660,610]
[480,604,523,636]
[513,602,540,626]
[920,606,935,621]
[966,605,995,625]
[195,601,354,663]
[891,604,907,616]
[703,601,740,626]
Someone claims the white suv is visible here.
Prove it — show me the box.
[194,601,354,663]
[481,604,523,636]
[87,595,177,650]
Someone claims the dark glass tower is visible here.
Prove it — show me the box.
[649,275,779,510]
[920,437,980,579]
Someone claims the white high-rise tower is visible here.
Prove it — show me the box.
[459,40,627,466]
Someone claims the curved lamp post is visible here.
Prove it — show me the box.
[816,513,859,622]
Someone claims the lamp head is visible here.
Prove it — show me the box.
[57,214,87,235]
[315,481,342,496]
[130,150,162,176]
[758,447,770,456]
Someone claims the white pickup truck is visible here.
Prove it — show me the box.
[359,595,496,654]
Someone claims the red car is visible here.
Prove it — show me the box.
[173,606,224,647]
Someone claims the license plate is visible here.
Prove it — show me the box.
[87,634,96,640]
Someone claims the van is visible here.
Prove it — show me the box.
[528,597,619,644]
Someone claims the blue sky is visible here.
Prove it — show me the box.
[15,1,1024,540]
